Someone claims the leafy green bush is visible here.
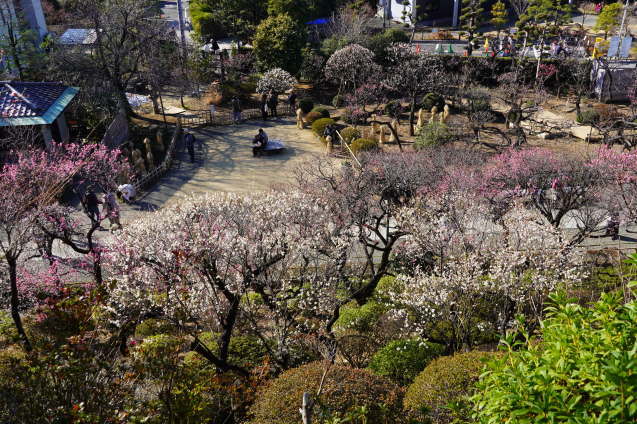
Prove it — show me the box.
[471,291,637,423]
[415,122,452,149]
[189,332,270,370]
[312,118,335,138]
[405,351,499,424]
[421,92,445,111]
[576,109,600,124]
[332,94,344,108]
[340,127,361,144]
[248,361,403,424]
[369,338,444,385]
[350,138,379,154]
[336,301,386,334]
[298,98,314,114]
[305,111,323,124]
[135,318,177,339]
[310,106,330,118]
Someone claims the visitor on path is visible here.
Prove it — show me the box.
[185,132,196,163]
[102,191,122,231]
[209,103,216,122]
[260,92,268,120]
[288,91,297,113]
[605,211,620,241]
[252,128,268,157]
[84,190,101,223]
[267,91,278,118]
[231,96,242,123]
[117,184,136,204]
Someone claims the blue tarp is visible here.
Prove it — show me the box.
[306,18,329,25]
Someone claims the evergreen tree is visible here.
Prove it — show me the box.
[461,0,486,42]
[490,0,508,38]
[594,2,622,39]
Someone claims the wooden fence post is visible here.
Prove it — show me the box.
[300,392,313,424]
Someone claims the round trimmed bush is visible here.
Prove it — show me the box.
[332,94,344,108]
[368,338,444,385]
[311,106,330,118]
[249,361,403,424]
[421,92,444,111]
[298,98,314,114]
[404,351,499,423]
[312,118,335,138]
[415,121,452,149]
[340,127,361,144]
[305,111,323,124]
[350,138,379,154]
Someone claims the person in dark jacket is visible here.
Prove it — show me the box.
[231,96,242,123]
[252,129,268,157]
[185,132,196,163]
[267,91,278,118]
[84,190,101,223]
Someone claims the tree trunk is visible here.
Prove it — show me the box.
[409,96,416,136]
[115,86,135,117]
[8,257,31,351]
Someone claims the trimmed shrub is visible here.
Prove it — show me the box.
[312,118,335,138]
[351,138,379,154]
[248,361,403,424]
[191,332,270,370]
[135,318,177,339]
[421,92,445,111]
[336,300,386,334]
[369,338,444,385]
[340,127,361,143]
[298,98,314,114]
[415,122,452,149]
[332,94,344,108]
[404,351,499,423]
[576,109,600,124]
[311,106,330,118]
[305,111,323,124]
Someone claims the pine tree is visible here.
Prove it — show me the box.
[594,2,623,39]
[490,0,508,38]
[461,0,486,42]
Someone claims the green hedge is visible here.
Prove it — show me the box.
[248,361,403,424]
[310,106,330,118]
[340,127,361,144]
[311,118,335,138]
[405,350,500,424]
[369,338,444,385]
[351,138,379,154]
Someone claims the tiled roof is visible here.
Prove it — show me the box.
[58,29,97,45]
[0,82,69,118]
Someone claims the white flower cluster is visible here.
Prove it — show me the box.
[256,68,297,94]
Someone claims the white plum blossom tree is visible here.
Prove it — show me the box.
[324,44,380,94]
[256,68,298,94]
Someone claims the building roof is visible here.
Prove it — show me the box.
[0,82,79,126]
[58,29,97,45]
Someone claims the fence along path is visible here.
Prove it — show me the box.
[177,106,294,128]
[132,121,182,193]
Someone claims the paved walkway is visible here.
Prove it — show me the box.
[120,117,326,221]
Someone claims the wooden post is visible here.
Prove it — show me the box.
[300,392,313,424]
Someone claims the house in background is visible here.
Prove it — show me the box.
[0,81,79,148]
[379,0,461,28]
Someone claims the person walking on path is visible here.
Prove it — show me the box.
[185,132,196,163]
[231,96,242,123]
[102,191,122,231]
[605,211,620,241]
[260,92,268,120]
[267,91,278,118]
[83,190,102,224]
[117,184,136,204]
[288,91,297,114]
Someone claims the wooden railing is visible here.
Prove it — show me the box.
[132,121,182,192]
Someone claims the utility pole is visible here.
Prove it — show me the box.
[616,0,630,58]
[176,0,187,54]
